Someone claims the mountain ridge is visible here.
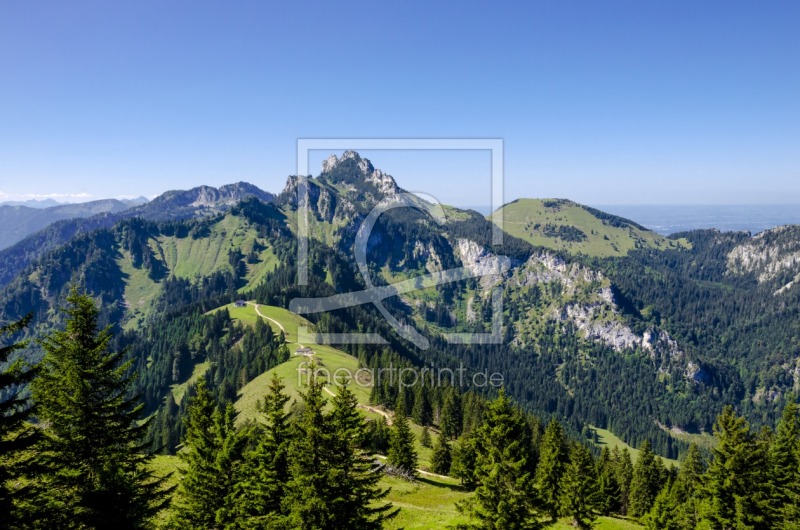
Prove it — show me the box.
[2,153,800,460]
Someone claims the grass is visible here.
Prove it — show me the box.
[207,302,309,343]
[154,213,278,289]
[593,425,681,468]
[661,426,716,450]
[146,454,476,529]
[552,516,643,529]
[117,249,162,331]
[147,449,643,530]
[382,475,470,529]
[492,198,687,257]
[231,303,371,423]
[171,361,210,405]
[162,302,646,529]
[116,213,280,329]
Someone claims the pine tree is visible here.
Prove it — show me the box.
[770,402,800,528]
[364,416,391,455]
[628,440,662,518]
[431,434,452,476]
[458,389,543,530]
[701,405,773,529]
[534,418,569,521]
[0,315,38,529]
[226,373,293,528]
[452,432,480,490]
[559,443,600,529]
[596,447,621,515]
[645,487,677,530]
[412,385,432,426]
[666,443,705,530]
[388,406,417,475]
[284,365,336,529]
[440,390,463,440]
[326,381,397,529]
[614,447,634,516]
[420,426,432,448]
[31,289,169,528]
[170,379,246,528]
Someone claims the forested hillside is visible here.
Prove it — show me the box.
[2,151,800,497]
[3,295,800,528]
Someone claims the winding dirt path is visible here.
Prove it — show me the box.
[248,302,286,335]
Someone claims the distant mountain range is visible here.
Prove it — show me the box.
[2,153,800,461]
[0,199,135,251]
[0,182,275,285]
[0,197,149,209]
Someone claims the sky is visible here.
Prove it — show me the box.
[1,1,799,207]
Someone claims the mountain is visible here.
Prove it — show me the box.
[492,198,687,257]
[0,182,275,288]
[126,181,275,222]
[121,196,150,207]
[3,153,800,462]
[0,198,133,250]
[0,198,64,208]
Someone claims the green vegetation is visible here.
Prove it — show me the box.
[492,198,686,257]
[0,315,36,530]
[27,289,170,527]
[170,361,209,405]
[593,426,680,467]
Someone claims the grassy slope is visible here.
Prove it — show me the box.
[593,426,681,468]
[155,214,279,289]
[171,361,210,405]
[492,198,686,257]
[117,213,280,330]
[118,249,162,331]
[151,303,641,528]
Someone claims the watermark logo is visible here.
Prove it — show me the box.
[289,139,506,350]
[298,361,505,390]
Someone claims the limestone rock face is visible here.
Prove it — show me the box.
[727,225,800,294]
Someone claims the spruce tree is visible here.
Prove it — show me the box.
[364,416,391,455]
[388,405,417,475]
[226,373,293,528]
[534,418,569,521]
[431,434,452,476]
[667,443,705,530]
[770,402,800,527]
[31,288,169,528]
[452,432,479,490]
[412,385,432,426]
[458,389,542,530]
[559,443,600,529]
[327,381,397,529]
[170,380,246,528]
[0,315,37,529]
[628,440,662,518]
[283,365,334,529]
[596,447,621,515]
[645,487,677,530]
[420,426,432,448]
[440,390,463,440]
[614,447,634,516]
[701,405,773,529]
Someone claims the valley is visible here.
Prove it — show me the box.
[2,153,800,528]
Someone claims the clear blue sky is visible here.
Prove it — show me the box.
[1,1,798,206]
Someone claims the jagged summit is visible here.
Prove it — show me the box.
[318,150,400,196]
[279,151,401,219]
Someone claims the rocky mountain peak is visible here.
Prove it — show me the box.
[319,151,399,196]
